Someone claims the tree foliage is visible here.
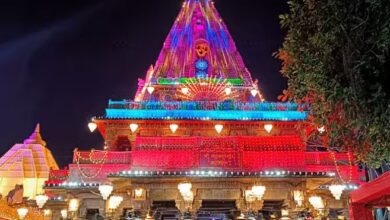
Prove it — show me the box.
[277,0,390,167]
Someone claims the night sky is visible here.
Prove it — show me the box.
[0,0,288,167]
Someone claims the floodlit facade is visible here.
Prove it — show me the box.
[44,0,363,219]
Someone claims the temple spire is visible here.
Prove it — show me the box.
[24,123,47,146]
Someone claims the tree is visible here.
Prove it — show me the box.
[277,0,390,167]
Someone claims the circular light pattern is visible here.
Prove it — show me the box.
[195,71,207,78]
[195,59,208,70]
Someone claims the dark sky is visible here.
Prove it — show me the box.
[0,0,288,167]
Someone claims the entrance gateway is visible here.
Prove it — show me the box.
[43,0,362,219]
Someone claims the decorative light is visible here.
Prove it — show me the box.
[129,123,139,132]
[224,87,232,95]
[147,86,155,94]
[108,195,123,210]
[135,188,143,197]
[61,209,68,219]
[215,124,223,134]
[17,208,28,219]
[43,209,51,216]
[68,198,80,212]
[264,124,273,133]
[181,191,194,202]
[178,182,192,194]
[318,126,325,134]
[169,124,179,133]
[35,194,48,209]
[181,87,189,94]
[309,196,324,210]
[98,184,113,200]
[250,89,258,97]
[329,184,346,200]
[245,190,255,202]
[88,122,97,132]
[251,185,266,200]
[293,190,304,207]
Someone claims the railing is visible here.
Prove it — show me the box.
[73,149,132,164]
[107,100,306,111]
[49,169,69,180]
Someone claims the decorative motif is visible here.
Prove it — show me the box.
[195,41,210,58]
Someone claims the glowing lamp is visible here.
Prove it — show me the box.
[309,196,324,210]
[35,194,48,209]
[43,209,51,216]
[98,184,113,200]
[17,208,28,219]
[215,124,223,134]
[60,209,68,219]
[181,87,189,94]
[88,122,97,132]
[147,86,155,94]
[178,182,192,194]
[135,188,143,197]
[129,123,139,132]
[181,191,194,202]
[108,195,123,210]
[318,126,325,134]
[293,190,304,207]
[68,198,80,212]
[251,185,266,200]
[329,184,346,200]
[169,124,179,133]
[245,190,255,202]
[224,87,232,95]
[264,124,273,133]
[250,89,258,97]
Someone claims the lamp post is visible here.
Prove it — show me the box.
[98,184,113,217]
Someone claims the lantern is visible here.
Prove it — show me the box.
[293,190,304,207]
[108,195,123,210]
[309,196,324,210]
[250,89,258,97]
[178,182,192,194]
[35,194,48,209]
[215,124,223,134]
[147,86,155,94]
[251,185,266,200]
[68,198,80,212]
[135,188,143,197]
[60,209,68,219]
[264,124,273,133]
[170,124,179,133]
[88,122,97,132]
[17,208,28,219]
[181,87,189,94]
[329,184,346,200]
[129,123,139,133]
[98,184,113,200]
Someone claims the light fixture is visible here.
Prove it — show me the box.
[264,124,273,133]
[129,123,139,133]
[280,210,290,220]
[329,184,346,200]
[17,208,28,219]
[108,195,123,210]
[35,194,48,209]
[135,188,143,197]
[88,122,97,132]
[99,184,113,200]
[181,191,194,202]
[251,185,266,200]
[43,209,51,216]
[147,86,155,94]
[181,87,189,94]
[318,126,325,134]
[169,124,179,133]
[68,198,80,212]
[245,190,255,202]
[61,209,68,219]
[309,196,324,210]
[224,87,232,95]
[178,182,192,194]
[293,190,304,207]
[215,124,223,134]
[250,89,258,97]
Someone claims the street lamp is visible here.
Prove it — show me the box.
[17,208,28,220]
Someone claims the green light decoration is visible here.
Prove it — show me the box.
[156,77,244,86]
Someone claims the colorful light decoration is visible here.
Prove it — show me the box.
[147,86,155,94]
[17,208,28,219]
[68,198,80,212]
[178,182,193,202]
[129,123,139,133]
[98,184,113,200]
[251,184,266,200]
[35,194,48,209]
[250,88,258,97]
[224,87,232,95]
[329,184,346,200]
[60,209,68,219]
[181,87,189,95]
[264,124,273,133]
[214,124,223,134]
[309,196,324,210]
[318,126,325,134]
[169,124,179,133]
[108,195,123,210]
[88,122,97,132]
[293,190,304,207]
[245,190,255,202]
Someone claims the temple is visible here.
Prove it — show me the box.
[45,0,363,219]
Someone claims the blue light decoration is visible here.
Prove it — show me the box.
[105,109,307,121]
[195,71,208,78]
[195,59,208,70]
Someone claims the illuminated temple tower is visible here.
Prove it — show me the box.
[45,0,362,219]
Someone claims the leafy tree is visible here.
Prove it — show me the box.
[277,0,390,167]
